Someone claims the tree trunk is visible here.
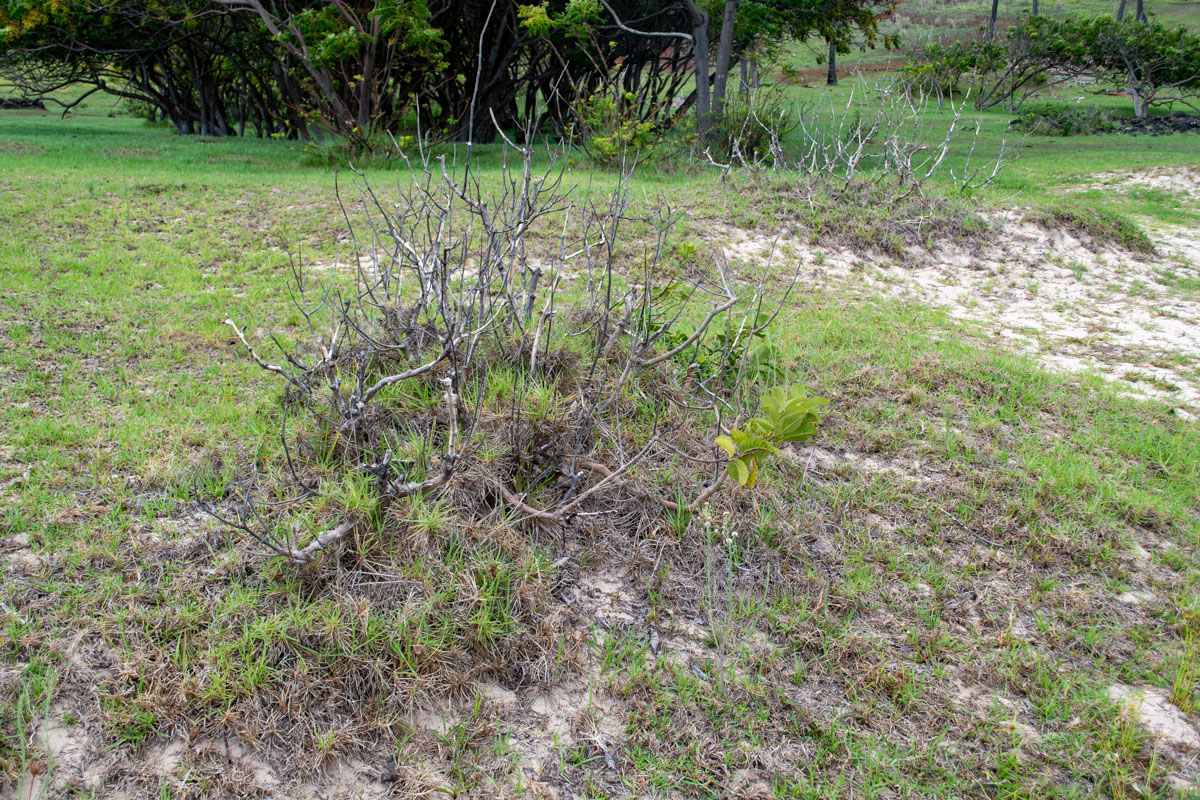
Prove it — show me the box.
[1117,0,1127,20]
[1135,0,1147,21]
[739,58,749,95]
[358,43,375,133]
[987,0,1000,39]
[1031,0,1039,14]
[711,0,739,118]
[1130,86,1147,117]
[683,0,711,140]
[171,113,193,135]
[827,41,838,85]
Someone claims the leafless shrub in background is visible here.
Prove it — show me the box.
[795,77,1020,194]
[710,75,1021,197]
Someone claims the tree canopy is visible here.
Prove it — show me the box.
[0,0,894,146]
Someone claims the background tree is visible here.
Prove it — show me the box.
[1039,15,1200,117]
[583,0,893,140]
[711,0,740,117]
[2,0,896,145]
[212,0,450,147]
[0,0,294,136]
[711,0,897,119]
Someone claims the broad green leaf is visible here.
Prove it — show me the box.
[727,457,751,486]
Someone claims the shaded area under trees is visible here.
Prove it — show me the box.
[0,0,893,148]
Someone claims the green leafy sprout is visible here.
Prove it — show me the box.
[716,385,829,488]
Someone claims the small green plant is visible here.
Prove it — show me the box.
[716,385,828,488]
[1171,626,1199,713]
[648,304,784,385]
[316,730,338,752]
[566,87,689,166]
[104,696,158,748]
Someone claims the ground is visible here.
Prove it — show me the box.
[2,28,1200,800]
[717,177,1200,413]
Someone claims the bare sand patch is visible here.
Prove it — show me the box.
[711,179,1200,414]
[1108,684,1200,753]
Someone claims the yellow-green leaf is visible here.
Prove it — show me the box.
[727,456,751,486]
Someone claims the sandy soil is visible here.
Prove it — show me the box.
[715,169,1200,417]
[4,168,1198,800]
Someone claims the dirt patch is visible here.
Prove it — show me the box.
[801,445,943,488]
[0,141,45,157]
[1086,166,1200,204]
[953,682,1042,745]
[1108,685,1200,753]
[711,180,1200,414]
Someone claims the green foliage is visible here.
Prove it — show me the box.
[716,385,827,488]
[732,0,898,57]
[1013,100,1117,136]
[570,90,669,166]
[288,7,372,67]
[902,39,1008,97]
[903,14,1200,117]
[1052,15,1200,117]
[517,0,600,39]
[902,23,1058,111]
[284,1,445,68]
[516,2,556,36]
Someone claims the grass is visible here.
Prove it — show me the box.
[1027,203,1159,253]
[2,64,1200,800]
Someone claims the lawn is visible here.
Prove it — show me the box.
[1,80,1199,800]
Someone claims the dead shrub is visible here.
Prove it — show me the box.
[188,136,823,755]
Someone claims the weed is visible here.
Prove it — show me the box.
[1170,628,1200,713]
